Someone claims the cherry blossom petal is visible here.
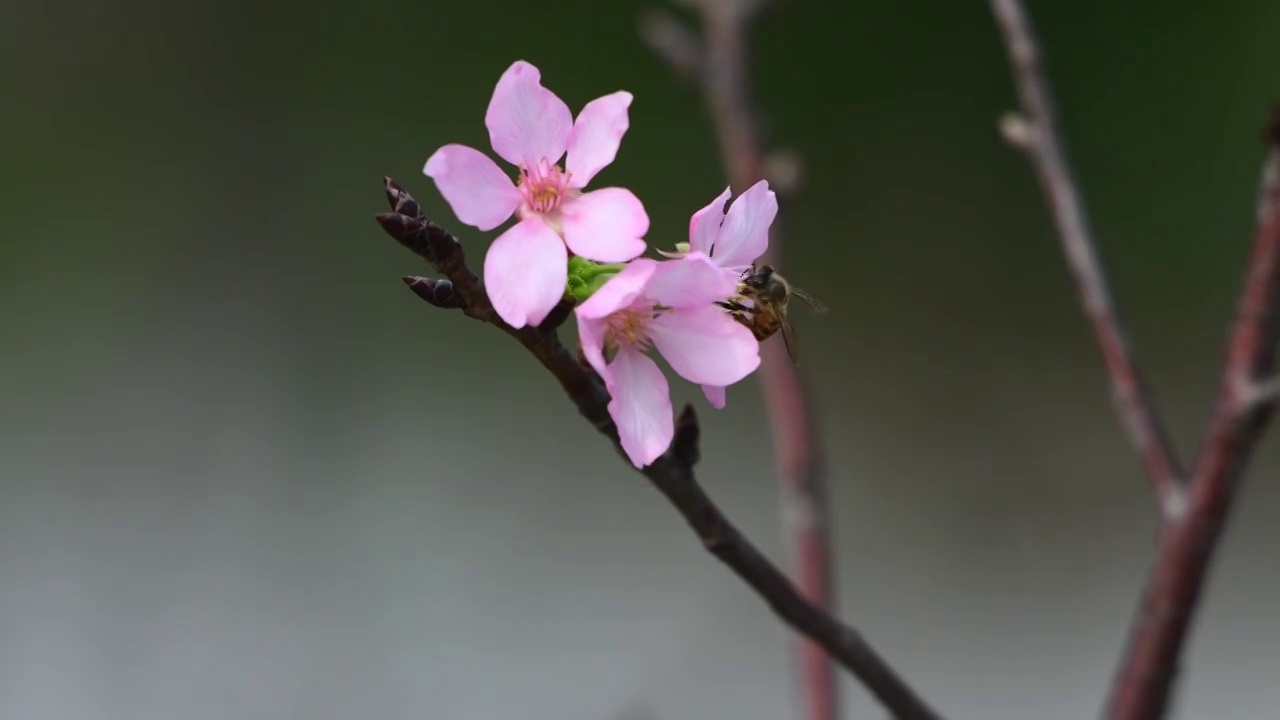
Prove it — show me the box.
[483,218,568,328]
[606,348,673,468]
[689,186,731,256]
[575,259,656,321]
[485,60,572,168]
[702,384,727,409]
[577,314,609,379]
[650,304,761,386]
[643,254,737,308]
[560,188,649,262]
[715,179,776,269]
[422,144,521,231]
[565,91,633,188]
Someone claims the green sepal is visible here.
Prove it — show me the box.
[567,255,597,279]
[565,256,627,301]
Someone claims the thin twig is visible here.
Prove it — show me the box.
[643,3,840,719]
[376,178,943,720]
[1105,128,1280,720]
[990,2,1280,716]
[989,0,1186,520]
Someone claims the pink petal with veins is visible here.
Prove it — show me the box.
[577,313,609,380]
[422,144,522,231]
[715,179,776,270]
[606,348,674,468]
[650,304,761,386]
[566,91,633,188]
[485,61,572,168]
[643,253,737,308]
[575,259,657,321]
[689,186,731,256]
[483,217,568,328]
[561,188,649,262]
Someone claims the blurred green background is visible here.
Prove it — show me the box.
[3,0,1279,718]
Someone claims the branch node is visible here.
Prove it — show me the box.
[422,220,465,264]
[1233,374,1280,412]
[998,111,1035,150]
[763,148,805,195]
[1160,486,1188,523]
[639,9,704,82]
[701,531,733,553]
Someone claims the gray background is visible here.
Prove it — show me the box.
[3,0,1278,717]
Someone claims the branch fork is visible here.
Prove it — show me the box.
[991,1,1280,717]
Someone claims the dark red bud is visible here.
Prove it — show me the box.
[384,177,424,218]
[376,213,432,259]
[403,275,465,309]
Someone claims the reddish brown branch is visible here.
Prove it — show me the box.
[989,0,1185,518]
[376,179,943,720]
[1105,131,1280,720]
[643,3,840,720]
[991,1,1280,716]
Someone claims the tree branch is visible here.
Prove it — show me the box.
[989,0,1186,520]
[376,178,943,720]
[1104,118,1280,720]
[990,1,1280,715]
[643,3,840,719]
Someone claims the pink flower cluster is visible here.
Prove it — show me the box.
[423,60,777,468]
[424,61,646,328]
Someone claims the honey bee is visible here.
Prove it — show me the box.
[717,264,827,364]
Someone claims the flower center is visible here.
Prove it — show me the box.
[517,158,575,216]
[607,308,652,350]
[605,303,673,353]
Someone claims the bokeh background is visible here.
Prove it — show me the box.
[4,0,1279,718]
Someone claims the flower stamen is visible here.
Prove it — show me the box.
[516,157,575,216]
[605,303,672,353]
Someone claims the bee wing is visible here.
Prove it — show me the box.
[780,318,801,365]
[790,287,828,313]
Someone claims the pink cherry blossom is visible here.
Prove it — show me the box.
[577,254,762,468]
[423,60,649,328]
[670,180,778,408]
[661,180,776,273]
